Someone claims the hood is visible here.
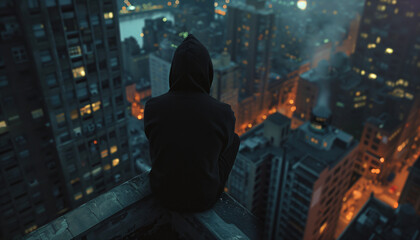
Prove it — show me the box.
[169,34,213,94]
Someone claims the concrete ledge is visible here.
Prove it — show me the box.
[24,172,262,240]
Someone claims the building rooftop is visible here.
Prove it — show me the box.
[286,121,357,170]
[338,195,420,240]
[366,113,402,133]
[267,112,290,126]
[24,172,262,240]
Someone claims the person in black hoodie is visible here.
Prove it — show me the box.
[144,34,240,212]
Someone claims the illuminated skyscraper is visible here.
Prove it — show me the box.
[266,107,358,240]
[0,0,132,238]
[226,0,275,101]
[352,0,420,99]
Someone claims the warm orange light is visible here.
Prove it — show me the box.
[167,1,172,6]
[262,115,267,120]
[380,157,385,163]
[112,158,120,167]
[224,187,228,192]
[93,140,98,145]
[289,99,294,104]
[247,124,252,128]
[291,106,297,112]
[137,115,143,120]
[371,168,381,174]
[393,202,398,208]
[223,4,227,9]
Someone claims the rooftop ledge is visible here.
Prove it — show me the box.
[24,172,262,240]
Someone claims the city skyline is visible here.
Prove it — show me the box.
[1,0,419,239]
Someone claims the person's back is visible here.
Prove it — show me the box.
[144,35,240,212]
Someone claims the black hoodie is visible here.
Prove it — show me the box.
[144,35,238,212]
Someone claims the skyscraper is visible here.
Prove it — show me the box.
[266,107,358,240]
[352,0,420,98]
[399,157,420,215]
[226,0,275,101]
[0,0,132,238]
[227,113,290,220]
[149,39,175,97]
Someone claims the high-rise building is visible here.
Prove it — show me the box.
[0,0,132,238]
[399,157,420,215]
[352,0,420,98]
[338,195,420,240]
[149,39,175,97]
[227,113,291,220]
[211,52,240,130]
[266,107,358,240]
[226,0,275,101]
[356,114,403,180]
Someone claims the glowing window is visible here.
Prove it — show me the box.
[360,33,368,39]
[377,5,386,11]
[70,109,78,120]
[110,145,118,154]
[385,48,393,54]
[74,192,83,200]
[103,164,111,171]
[92,101,101,112]
[112,158,120,167]
[91,166,102,176]
[320,222,328,234]
[31,109,44,119]
[368,73,377,79]
[80,104,92,116]
[0,121,6,128]
[361,70,366,76]
[367,43,376,49]
[56,113,65,123]
[24,225,38,234]
[376,37,381,44]
[101,149,108,158]
[72,66,86,79]
[104,12,114,19]
[68,45,82,58]
[86,187,94,195]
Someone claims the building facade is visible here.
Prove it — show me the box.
[0,0,132,238]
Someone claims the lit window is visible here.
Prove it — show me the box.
[72,66,86,79]
[56,113,65,123]
[86,187,94,195]
[110,145,118,154]
[361,70,366,76]
[101,149,108,158]
[367,43,376,49]
[68,45,82,58]
[91,101,101,112]
[70,177,80,185]
[320,222,327,234]
[103,164,111,171]
[406,12,414,17]
[385,48,393,54]
[74,192,83,200]
[360,33,368,39]
[377,5,386,11]
[70,109,78,120]
[31,109,44,119]
[368,73,377,79]
[376,37,381,44]
[104,12,114,19]
[24,225,38,234]
[112,158,120,167]
[91,166,102,176]
[80,104,92,116]
[0,121,6,128]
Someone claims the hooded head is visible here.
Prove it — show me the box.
[169,34,213,94]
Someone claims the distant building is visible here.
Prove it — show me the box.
[121,37,149,85]
[356,114,403,181]
[0,0,132,239]
[226,0,275,101]
[266,107,359,240]
[179,0,215,24]
[399,157,420,215]
[227,113,291,220]
[149,39,175,97]
[338,195,420,240]
[352,0,420,98]
[211,52,240,129]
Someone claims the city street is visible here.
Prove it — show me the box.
[334,148,420,239]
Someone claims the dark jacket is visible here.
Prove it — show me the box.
[144,35,237,212]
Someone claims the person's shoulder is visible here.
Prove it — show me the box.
[145,93,170,107]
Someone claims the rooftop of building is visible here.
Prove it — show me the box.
[285,121,357,171]
[366,113,402,133]
[24,172,262,240]
[338,195,420,240]
[267,112,291,126]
